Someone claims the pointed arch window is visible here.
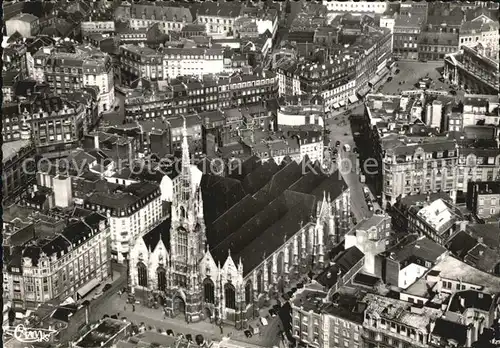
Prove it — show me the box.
[177,227,188,259]
[157,267,166,291]
[137,262,148,287]
[204,278,215,304]
[224,283,236,309]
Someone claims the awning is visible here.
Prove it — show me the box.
[333,103,340,109]
[377,67,390,78]
[348,95,359,103]
[339,100,345,107]
[77,278,100,299]
[368,75,381,86]
[357,85,371,97]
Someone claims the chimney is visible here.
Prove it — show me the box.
[94,134,100,149]
[477,237,483,244]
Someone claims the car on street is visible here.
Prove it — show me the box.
[102,284,112,292]
[335,141,341,147]
[167,330,175,336]
[244,330,253,338]
[395,69,400,74]
[387,76,393,82]
[186,334,193,342]
[269,309,277,317]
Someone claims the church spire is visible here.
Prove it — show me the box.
[180,116,192,202]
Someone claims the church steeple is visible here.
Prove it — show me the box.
[180,117,192,203]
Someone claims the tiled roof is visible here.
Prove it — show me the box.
[130,2,193,22]
[197,2,242,18]
[142,218,171,251]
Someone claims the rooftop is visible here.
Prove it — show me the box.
[75,318,129,348]
[363,293,442,331]
[416,199,456,234]
[431,255,500,294]
[2,139,32,163]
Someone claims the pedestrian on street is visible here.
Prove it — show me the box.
[219,325,223,334]
[132,304,135,312]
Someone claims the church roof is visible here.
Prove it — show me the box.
[241,159,279,194]
[206,157,348,276]
[142,218,171,251]
[200,174,246,227]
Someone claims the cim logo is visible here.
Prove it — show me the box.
[3,324,57,343]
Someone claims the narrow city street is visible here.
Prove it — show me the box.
[325,103,371,222]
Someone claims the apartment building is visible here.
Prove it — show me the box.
[162,47,224,78]
[456,147,500,198]
[459,16,499,59]
[2,139,37,203]
[381,139,459,207]
[197,2,242,37]
[124,72,278,120]
[417,32,460,61]
[291,289,365,348]
[119,44,164,83]
[467,181,500,219]
[27,96,87,155]
[40,47,115,113]
[407,198,463,245]
[362,293,443,348]
[6,13,40,38]
[461,94,499,128]
[4,211,110,309]
[84,182,163,263]
[381,236,448,289]
[127,3,192,32]
[80,21,115,35]
[443,44,499,94]
[355,27,393,97]
[393,14,426,60]
[291,247,366,348]
[323,1,388,14]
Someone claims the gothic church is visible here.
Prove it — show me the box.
[129,121,351,328]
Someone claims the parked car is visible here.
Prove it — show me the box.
[335,141,341,147]
[387,76,393,82]
[186,334,193,342]
[395,69,400,74]
[244,330,253,338]
[269,309,277,317]
[166,330,175,336]
[449,90,457,95]
[102,284,112,292]
[260,317,269,326]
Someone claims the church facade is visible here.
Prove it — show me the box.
[129,122,351,329]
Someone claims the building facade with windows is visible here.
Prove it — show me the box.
[126,3,193,33]
[162,47,224,79]
[84,182,163,263]
[443,44,499,94]
[40,48,115,113]
[381,139,459,207]
[466,181,500,219]
[393,14,425,60]
[323,1,388,14]
[4,212,110,310]
[2,139,37,204]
